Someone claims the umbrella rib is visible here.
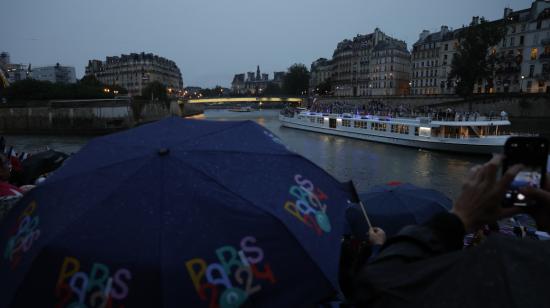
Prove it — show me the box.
[169,155,339,291]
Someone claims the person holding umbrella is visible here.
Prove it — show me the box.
[339,196,387,300]
[352,155,550,307]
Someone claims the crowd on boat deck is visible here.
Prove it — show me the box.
[305,100,508,121]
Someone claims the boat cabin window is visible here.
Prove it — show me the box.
[371,122,388,132]
[414,127,419,136]
[329,118,337,128]
[354,121,368,129]
[419,127,431,137]
[391,124,410,134]
[317,117,324,125]
[342,120,351,127]
[309,116,316,123]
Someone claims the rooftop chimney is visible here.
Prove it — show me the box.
[419,30,430,41]
[503,7,513,19]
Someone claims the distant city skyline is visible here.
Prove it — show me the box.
[2,0,533,87]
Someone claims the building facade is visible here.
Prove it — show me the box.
[231,66,284,95]
[369,40,411,96]
[412,1,550,95]
[330,28,410,96]
[494,1,550,94]
[411,26,459,95]
[32,63,76,84]
[309,58,333,94]
[85,52,184,97]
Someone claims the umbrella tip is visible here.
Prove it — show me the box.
[158,148,170,156]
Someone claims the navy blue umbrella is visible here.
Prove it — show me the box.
[355,182,452,237]
[0,117,351,308]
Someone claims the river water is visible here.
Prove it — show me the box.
[3,109,496,199]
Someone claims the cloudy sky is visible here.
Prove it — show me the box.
[2,0,533,87]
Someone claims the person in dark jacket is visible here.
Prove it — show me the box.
[351,154,544,307]
[339,204,386,300]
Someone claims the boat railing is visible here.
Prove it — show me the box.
[302,111,509,122]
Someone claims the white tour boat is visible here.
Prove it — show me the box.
[279,109,512,154]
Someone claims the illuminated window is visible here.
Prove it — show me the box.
[419,127,432,137]
[531,48,538,60]
[342,120,351,127]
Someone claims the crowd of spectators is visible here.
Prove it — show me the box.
[307,100,508,122]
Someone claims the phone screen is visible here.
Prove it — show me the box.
[503,137,548,207]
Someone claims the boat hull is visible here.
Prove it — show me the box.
[279,115,506,155]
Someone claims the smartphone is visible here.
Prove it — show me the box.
[503,137,549,207]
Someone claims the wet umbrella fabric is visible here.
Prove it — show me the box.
[364,235,550,308]
[356,183,452,237]
[0,117,350,308]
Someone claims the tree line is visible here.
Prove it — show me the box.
[0,75,128,101]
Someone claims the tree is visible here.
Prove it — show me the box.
[282,64,310,96]
[449,18,507,100]
[79,75,103,87]
[141,81,168,101]
[316,78,332,95]
[263,83,283,96]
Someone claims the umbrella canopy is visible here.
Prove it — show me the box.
[356,183,452,237]
[0,117,351,307]
[363,235,550,307]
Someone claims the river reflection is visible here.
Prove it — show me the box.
[201,109,488,198]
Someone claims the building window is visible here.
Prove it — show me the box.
[537,20,542,30]
[531,48,538,60]
[510,37,515,46]
[529,65,535,78]
[444,44,448,51]
[520,36,524,46]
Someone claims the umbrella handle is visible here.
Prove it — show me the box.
[358,201,373,229]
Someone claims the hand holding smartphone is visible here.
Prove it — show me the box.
[502,137,549,207]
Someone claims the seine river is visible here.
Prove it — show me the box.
[3,109,500,198]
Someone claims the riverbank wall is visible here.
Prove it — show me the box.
[0,98,204,135]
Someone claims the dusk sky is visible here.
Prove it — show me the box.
[2,0,533,88]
